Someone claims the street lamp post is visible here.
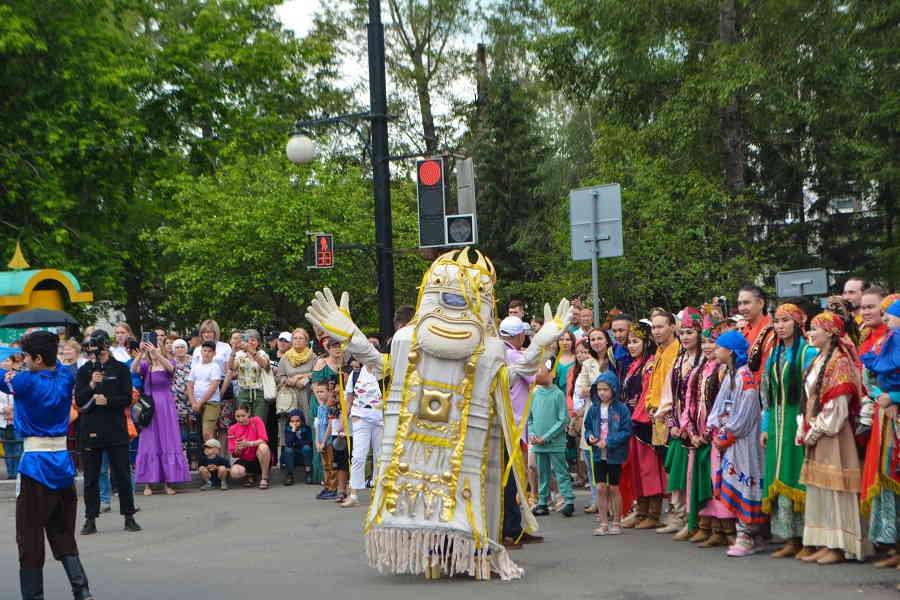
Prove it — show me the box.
[287,0,395,339]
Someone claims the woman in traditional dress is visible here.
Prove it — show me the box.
[660,308,704,537]
[798,310,871,564]
[621,321,665,528]
[686,309,730,546]
[706,330,766,557]
[760,303,818,558]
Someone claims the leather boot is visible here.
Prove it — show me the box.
[20,568,44,600]
[636,496,663,529]
[672,525,693,541]
[60,555,95,600]
[622,497,648,528]
[690,517,712,543]
[699,520,728,548]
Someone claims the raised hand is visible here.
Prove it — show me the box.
[531,298,572,349]
[305,287,357,342]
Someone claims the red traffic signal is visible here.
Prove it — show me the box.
[314,234,334,268]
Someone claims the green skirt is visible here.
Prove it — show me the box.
[687,444,712,531]
[664,438,689,492]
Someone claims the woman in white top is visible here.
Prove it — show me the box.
[340,355,383,508]
[110,322,134,363]
[191,319,232,372]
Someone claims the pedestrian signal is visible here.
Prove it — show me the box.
[314,234,334,268]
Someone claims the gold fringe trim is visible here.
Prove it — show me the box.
[365,528,524,581]
[860,473,900,517]
[800,462,861,493]
[762,479,806,514]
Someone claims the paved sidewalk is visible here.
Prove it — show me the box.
[1,482,898,599]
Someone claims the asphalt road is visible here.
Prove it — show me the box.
[2,481,899,600]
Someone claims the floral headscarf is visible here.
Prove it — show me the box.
[775,303,807,331]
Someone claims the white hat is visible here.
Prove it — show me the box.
[172,338,188,349]
[278,331,292,343]
[499,316,526,337]
[203,439,221,449]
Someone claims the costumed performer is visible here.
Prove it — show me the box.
[305,247,571,581]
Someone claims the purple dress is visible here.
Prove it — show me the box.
[135,361,191,483]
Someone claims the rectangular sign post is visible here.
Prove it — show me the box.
[569,184,624,327]
[775,268,828,298]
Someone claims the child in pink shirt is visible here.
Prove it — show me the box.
[227,405,271,489]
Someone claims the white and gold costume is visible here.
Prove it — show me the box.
[306,247,570,580]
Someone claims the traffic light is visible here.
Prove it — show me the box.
[417,157,447,248]
[314,234,334,268]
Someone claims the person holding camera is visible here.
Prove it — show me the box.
[133,339,190,496]
[228,329,271,425]
[75,330,142,535]
[2,331,95,600]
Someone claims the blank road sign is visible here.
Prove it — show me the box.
[775,268,828,297]
[569,184,624,261]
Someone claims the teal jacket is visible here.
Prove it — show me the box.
[527,385,568,453]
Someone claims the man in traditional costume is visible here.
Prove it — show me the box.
[760,303,818,559]
[2,331,95,600]
[738,285,775,385]
[641,309,680,529]
[861,293,900,568]
[305,247,570,580]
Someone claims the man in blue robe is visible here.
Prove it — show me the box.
[1,330,94,600]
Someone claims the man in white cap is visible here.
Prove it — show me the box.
[498,315,544,547]
[271,332,292,369]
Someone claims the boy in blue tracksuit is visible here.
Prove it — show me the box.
[585,370,633,536]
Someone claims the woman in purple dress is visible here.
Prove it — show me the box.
[132,340,191,495]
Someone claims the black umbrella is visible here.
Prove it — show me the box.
[0,308,79,328]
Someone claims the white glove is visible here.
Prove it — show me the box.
[305,288,357,342]
[531,298,572,350]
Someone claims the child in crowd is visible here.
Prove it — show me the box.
[313,381,349,500]
[198,439,230,490]
[282,409,313,486]
[227,405,271,489]
[529,360,575,518]
[706,330,766,557]
[585,370,633,535]
[188,340,224,442]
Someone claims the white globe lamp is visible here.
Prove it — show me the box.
[286,134,316,165]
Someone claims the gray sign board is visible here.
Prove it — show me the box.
[775,268,829,297]
[569,184,624,261]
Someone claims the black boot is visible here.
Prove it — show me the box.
[124,516,141,531]
[60,555,94,600]
[284,472,294,486]
[20,568,44,600]
[80,518,97,535]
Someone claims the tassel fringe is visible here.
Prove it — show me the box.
[365,527,524,581]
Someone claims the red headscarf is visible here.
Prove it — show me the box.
[810,311,862,412]
[775,303,806,331]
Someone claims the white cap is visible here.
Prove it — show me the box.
[172,339,188,349]
[278,331,292,343]
[499,316,527,337]
[203,439,221,449]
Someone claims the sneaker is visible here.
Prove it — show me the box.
[284,472,294,486]
[608,523,623,535]
[100,504,111,513]
[560,503,575,517]
[318,490,338,500]
[726,539,759,557]
[80,518,97,535]
[200,481,213,491]
[315,489,330,500]
[220,480,229,491]
[593,524,609,536]
[305,472,314,485]
[340,495,359,508]
[123,517,142,532]
[531,505,550,516]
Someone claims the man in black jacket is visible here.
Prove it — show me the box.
[75,330,141,534]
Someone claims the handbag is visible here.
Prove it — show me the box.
[134,369,155,430]
[275,385,296,415]
[261,363,277,402]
